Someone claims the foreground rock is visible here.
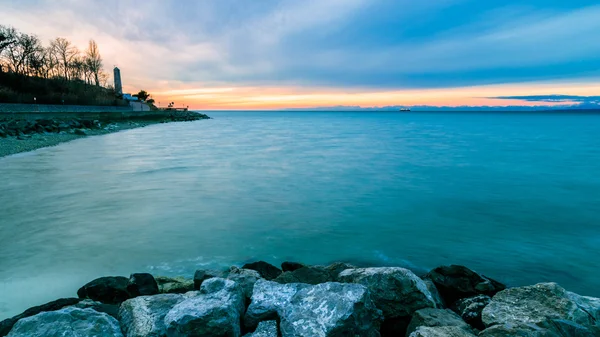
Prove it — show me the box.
[226,267,262,301]
[408,326,476,337]
[426,265,506,304]
[481,282,600,336]
[193,269,225,290]
[452,295,490,330]
[164,278,245,337]
[154,276,194,294]
[7,307,123,337]
[406,308,471,336]
[280,282,383,337]
[0,298,81,336]
[242,261,282,280]
[244,280,310,330]
[244,320,278,337]
[119,293,184,337]
[77,276,131,304]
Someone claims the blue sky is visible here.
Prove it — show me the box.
[1,0,600,109]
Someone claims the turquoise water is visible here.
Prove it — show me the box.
[1,111,599,319]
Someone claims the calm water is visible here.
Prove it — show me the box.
[1,111,600,319]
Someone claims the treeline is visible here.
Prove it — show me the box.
[0,25,125,106]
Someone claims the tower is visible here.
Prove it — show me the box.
[113,67,123,95]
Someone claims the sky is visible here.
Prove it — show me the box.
[2,0,600,110]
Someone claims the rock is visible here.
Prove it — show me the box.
[280,282,383,337]
[0,129,6,138]
[453,295,490,330]
[406,308,471,336]
[127,273,159,297]
[481,283,598,331]
[77,276,131,304]
[426,265,506,304]
[243,320,278,337]
[72,299,120,319]
[242,261,282,280]
[281,261,305,272]
[478,323,560,337]
[227,267,262,301]
[273,262,354,285]
[193,269,224,290]
[244,279,311,330]
[338,267,437,320]
[119,293,184,337]
[423,279,445,308]
[0,298,81,336]
[164,278,245,337]
[73,128,87,136]
[155,276,194,294]
[58,122,70,131]
[6,307,123,337]
[408,326,477,337]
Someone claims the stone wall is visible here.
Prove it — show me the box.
[0,103,132,114]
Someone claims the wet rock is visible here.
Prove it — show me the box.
[273,262,354,285]
[164,278,245,337]
[243,320,278,337]
[478,323,560,337]
[119,293,184,337]
[244,279,310,330]
[423,279,445,308]
[155,276,194,294]
[242,261,282,280]
[72,299,120,319]
[6,307,123,337]
[127,273,159,297]
[408,326,477,337]
[0,298,81,336]
[426,265,506,304]
[193,269,225,290]
[227,267,262,301]
[281,261,305,272]
[406,308,471,336]
[338,267,437,319]
[77,276,131,304]
[481,283,599,331]
[453,295,490,330]
[280,282,383,337]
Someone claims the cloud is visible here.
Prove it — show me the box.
[491,95,600,105]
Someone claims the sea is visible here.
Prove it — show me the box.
[1,111,599,319]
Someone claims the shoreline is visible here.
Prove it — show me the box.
[1,261,598,336]
[0,112,210,158]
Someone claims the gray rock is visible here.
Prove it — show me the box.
[6,307,123,337]
[77,276,131,304]
[73,299,120,318]
[478,323,561,337]
[280,282,383,337]
[0,298,82,336]
[193,269,225,290]
[155,276,194,294]
[406,308,471,336]
[227,267,262,301]
[164,278,245,337]
[423,279,445,308]
[453,295,490,330]
[426,265,505,304]
[242,261,282,280]
[408,326,477,337]
[337,267,437,318]
[244,320,278,337]
[119,293,185,337]
[127,273,159,297]
[482,283,598,330]
[244,279,310,330]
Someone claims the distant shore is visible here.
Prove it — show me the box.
[0,111,210,158]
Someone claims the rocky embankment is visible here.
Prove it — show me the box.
[0,111,210,157]
[1,262,598,337]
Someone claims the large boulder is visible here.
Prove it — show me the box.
[279,282,383,337]
[408,326,476,337]
[481,283,599,331]
[479,323,561,337]
[426,265,505,304]
[0,298,82,336]
[227,267,262,301]
[73,299,120,319]
[243,320,278,337]
[164,278,245,337]
[406,308,471,336]
[193,269,225,290]
[155,276,195,294]
[244,279,310,330]
[119,293,185,337]
[127,273,159,297]
[242,261,282,280]
[77,276,131,304]
[338,267,437,319]
[452,295,490,330]
[281,262,305,272]
[6,307,123,337]
[273,262,354,285]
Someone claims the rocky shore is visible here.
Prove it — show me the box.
[0,262,598,336]
[0,111,210,157]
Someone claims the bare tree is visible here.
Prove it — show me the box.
[50,37,78,80]
[0,25,17,72]
[85,39,103,86]
[5,32,43,75]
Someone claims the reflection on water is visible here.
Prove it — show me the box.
[1,111,599,319]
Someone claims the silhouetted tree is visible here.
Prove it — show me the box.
[133,90,150,101]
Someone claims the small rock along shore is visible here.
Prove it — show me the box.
[0,111,210,158]
[1,261,598,336]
